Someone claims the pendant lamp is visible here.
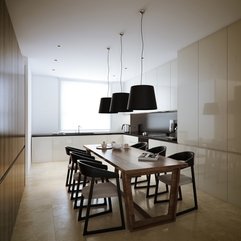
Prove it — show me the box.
[109,33,132,113]
[127,10,157,110]
[99,48,117,113]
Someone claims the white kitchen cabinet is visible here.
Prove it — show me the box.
[198,28,228,151]
[177,42,199,146]
[228,19,241,153]
[170,60,177,110]
[32,134,122,162]
[156,63,171,111]
[32,137,53,162]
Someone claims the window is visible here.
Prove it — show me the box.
[60,79,110,132]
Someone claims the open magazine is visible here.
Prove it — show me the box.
[138,152,159,161]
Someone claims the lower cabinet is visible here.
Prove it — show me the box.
[32,134,123,162]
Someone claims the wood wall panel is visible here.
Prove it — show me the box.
[0,0,25,240]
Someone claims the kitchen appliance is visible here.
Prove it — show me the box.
[169,120,177,135]
[121,124,130,133]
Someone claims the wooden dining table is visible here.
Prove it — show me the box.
[84,144,187,231]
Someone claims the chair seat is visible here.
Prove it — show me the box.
[82,182,118,199]
[158,174,192,186]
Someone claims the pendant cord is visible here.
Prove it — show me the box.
[140,10,144,85]
[107,47,110,96]
[120,33,123,92]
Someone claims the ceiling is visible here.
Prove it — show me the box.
[6,0,241,82]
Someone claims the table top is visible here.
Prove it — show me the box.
[84,144,187,177]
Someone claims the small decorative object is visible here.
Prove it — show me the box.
[101,141,107,149]
[123,143,129,149]
[112,143,122,150]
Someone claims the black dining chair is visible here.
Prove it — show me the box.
[145,146,167,198]
[154,151,198,216]
[130,142,148,186]
[69,152,103,208]
[132,145,167,195]
[65,146,95,193]
[77,161,125,235]
[131,142,147,150]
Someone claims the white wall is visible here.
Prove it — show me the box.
[32,75,59,134]
[110,81,130,132]
[25,59,32,172]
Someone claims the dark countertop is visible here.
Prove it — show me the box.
[32,132,123,137]
[32,132,178,143]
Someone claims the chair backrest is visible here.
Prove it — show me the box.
[77,159,106,170]
[70,152,96,164]
[131,142,147,150]
[147,146,167,156]
[168,151,194,166]
[65,146,88,156]
[78,162,118,179]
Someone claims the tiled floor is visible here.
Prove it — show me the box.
[11,161,241,241]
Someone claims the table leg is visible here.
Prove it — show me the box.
[121,172,135,231]
[167,168,180,220]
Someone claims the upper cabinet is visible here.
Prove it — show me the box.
[198,28,228,151]
[124,59,177,112]
[228,19,241,153]
[170,60,178,110]
[177,42,199,146]
[156,63,171,110]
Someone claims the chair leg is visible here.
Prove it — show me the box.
[178,186,183,200]
[83,180,125,235]
[67,167,74,192]
[192,168,198,210]
[146,174,159,198]
[176,169,198,216]
[73,177,84,209]
[153,175,169,203]
[133,175,149,189]
[78,196,85,221]
[65,168,70,186]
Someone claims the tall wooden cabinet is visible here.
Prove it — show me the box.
[0,1,25,240]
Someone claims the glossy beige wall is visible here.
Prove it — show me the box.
[178,18,241,208]
[199,28,228,151]
[177,42,199,146]
[228,20,241,153]
[0,0,25,240]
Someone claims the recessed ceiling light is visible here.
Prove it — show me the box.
[57,45,61,48]
[54,59,58,62]
[52,69,55,71]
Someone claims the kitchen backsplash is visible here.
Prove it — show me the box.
[130,111,177,135]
